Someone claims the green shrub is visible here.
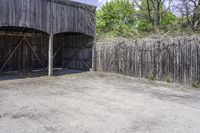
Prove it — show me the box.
[96,0,137,37]
[147,74,156,81]
[192,82,200,88]
[138,20,153,32]
[164,76,172,83]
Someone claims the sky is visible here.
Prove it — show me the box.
[71,0,111,8]
[72,0,176,10]
[72,0,180,14]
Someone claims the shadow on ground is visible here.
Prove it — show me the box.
[0,69,86,81]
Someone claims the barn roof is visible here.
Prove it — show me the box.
[58,0,97,9]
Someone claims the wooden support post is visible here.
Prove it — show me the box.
[62,39,65,69]
[92,41,96,71]
[48,34,53,77]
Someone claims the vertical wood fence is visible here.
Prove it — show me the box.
[93,36,200,84]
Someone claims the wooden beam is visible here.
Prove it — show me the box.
[62,39,65,69]
[23,37,45,69]
[0,31,47,37]
[77,56,92,71]
[53,43,63,58]
[92,41,96,71]
[48,34,53,76]
[0,37,24,72]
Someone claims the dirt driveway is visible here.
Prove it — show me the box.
[0,72,200,133]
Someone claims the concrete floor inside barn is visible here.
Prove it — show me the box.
[0,71,200,133]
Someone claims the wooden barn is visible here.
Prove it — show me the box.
[0,0,96,76]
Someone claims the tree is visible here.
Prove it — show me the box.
[174,0,200,29]
[96,0,199,37]
[96,0,137,36]
[134,0,173,27]
[190,0,200,29]
[161,12,177,30]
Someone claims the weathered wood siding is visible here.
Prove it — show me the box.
[0,0,50,33]
[0,0,95,72]
[0,35,49,71]
[52,1,95,37]
[94,36,200,84]
[0,0,96,37]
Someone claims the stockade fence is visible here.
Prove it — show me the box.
[93,35,200,84]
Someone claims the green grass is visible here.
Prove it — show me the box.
[192,82,200,88]
[147,74,156,81]
[165,76,172,83]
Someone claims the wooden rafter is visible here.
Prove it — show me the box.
[23,37,45,69]
[53,43,63,58]
[0,36,46,72]
[77,56,92,71]
[0,37,24,72]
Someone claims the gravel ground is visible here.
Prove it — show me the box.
[0,71,200,133]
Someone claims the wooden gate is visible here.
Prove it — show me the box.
[0,35,48,72]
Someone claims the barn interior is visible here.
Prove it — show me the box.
[0,26,93,76]
[53,32,93,71]
[0,26,49,73]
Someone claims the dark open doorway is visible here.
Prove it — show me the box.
[0,26,49,72]
[53,32,94,71]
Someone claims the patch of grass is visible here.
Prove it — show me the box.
[192,82,200,88]
[147,74,156,81]
[165,76,172,83]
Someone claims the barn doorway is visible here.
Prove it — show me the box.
[53,32,94,71]
[0,26,49,73]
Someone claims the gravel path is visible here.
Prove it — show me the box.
[0,72,200,133]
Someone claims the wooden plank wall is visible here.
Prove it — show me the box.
[94,36,200,84]
[52,2,95,37]
[0,0,95,72]
[0,0,96,37]
[0,35,49,71]
[0,0,50,33]
[54,34,93,70]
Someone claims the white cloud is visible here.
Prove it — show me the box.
[71,0,112,8]
[99,0,112,4]
[96,0,112,8]
[71,0,97,6]
[98,0,111,4]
